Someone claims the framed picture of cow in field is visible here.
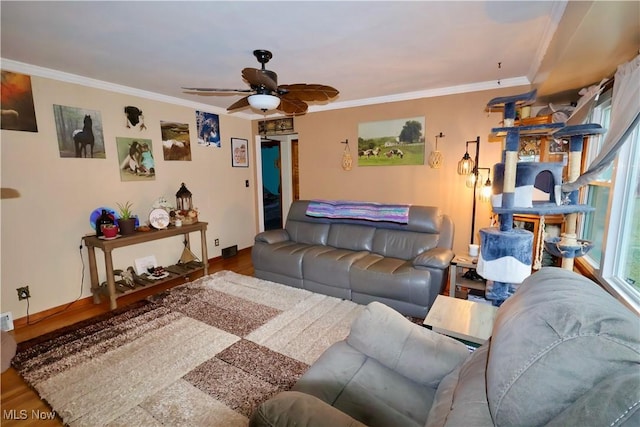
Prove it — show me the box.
[53,105,105,158]
[357,117,425,166]
[116,137,156,181]
[195,110,220,147]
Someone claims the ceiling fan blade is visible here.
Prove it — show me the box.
[182,87,252,93]
[227,96,251,111]
[242,68,278,91]
[279,84,339,102]
[278,97,308,115]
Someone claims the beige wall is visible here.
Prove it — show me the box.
[293,86,530,254]
[2,71,528,319]
[1,75,256,318]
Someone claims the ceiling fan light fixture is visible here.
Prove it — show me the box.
[248,94,280,111]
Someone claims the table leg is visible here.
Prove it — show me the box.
[87,245,101,304]
[448,263,456,297]
[104,249,118,310]
[200,228,209,275]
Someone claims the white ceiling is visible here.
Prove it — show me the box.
[1,1,638,118]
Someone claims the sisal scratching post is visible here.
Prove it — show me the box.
[561,148,583,270]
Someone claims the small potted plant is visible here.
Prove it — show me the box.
[116,201,137,235]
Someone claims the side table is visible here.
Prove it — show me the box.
[448,255,486,298]
[423,295,498,347]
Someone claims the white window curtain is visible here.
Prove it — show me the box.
[562,53,640,193]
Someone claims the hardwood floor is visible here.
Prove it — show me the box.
[1,248,254,426]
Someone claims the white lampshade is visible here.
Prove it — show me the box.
[248,94,280,111]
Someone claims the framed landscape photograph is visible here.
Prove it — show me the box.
[231,137,249,167]
[357,117,425,166]
[258,117,294,135]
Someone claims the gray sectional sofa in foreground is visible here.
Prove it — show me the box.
[250,267,640,427]
[252,200,455,318]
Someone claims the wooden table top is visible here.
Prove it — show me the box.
[423,295,498,345]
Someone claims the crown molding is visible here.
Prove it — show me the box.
[307,76,531,113]
[1,58,530,120]
[0,58,255,120]
[527,0,568,82]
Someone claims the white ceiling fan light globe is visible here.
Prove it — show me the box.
[248,94,280,111]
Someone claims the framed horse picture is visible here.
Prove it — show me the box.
[116,137,156,181]
[53,105,105,158]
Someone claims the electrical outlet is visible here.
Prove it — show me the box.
[17,286,30,300]
[214,238,220,246]
[1,312,14,331]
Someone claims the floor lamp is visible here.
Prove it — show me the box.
[457,136,481,245]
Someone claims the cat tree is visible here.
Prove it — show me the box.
[477,89,605,305]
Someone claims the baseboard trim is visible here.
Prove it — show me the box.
[11,250,248,329]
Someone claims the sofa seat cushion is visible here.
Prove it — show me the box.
[350,254,432,307]
[294,341,436,427]
[252,241,316,279]
[250,391,367,427]
[303,246,370,289]
[487,267,640,426]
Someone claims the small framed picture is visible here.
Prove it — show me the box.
[231,137,249,167]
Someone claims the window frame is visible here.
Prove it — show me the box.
[576,91,640,314]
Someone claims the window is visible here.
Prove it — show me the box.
[578,93,640,313]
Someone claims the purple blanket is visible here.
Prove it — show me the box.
[306,200,410,224]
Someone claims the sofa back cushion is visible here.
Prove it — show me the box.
[285,201,330,245]
[486,267,640,426]
[372,230,440,259]
[285,201,452,256]
[328,224,375,251]
[285,221,330,245]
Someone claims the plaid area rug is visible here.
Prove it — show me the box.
[13,271,363,426]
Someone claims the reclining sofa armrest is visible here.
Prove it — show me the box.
[413,247,455,270]
[346,302,469,388]
[250,391,367,427]
[254,229,290,244]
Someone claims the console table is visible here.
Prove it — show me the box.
[83,221,208,309]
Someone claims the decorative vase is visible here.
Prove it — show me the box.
[118,218,137,236]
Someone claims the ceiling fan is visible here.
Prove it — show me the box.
[182,49,339,115]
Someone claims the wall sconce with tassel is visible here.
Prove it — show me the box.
[428,132,445,168]
[340,139,353,171]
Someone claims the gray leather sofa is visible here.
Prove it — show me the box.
[252,200,455,317]
[250,267,640,427]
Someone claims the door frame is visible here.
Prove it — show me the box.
[254,133,297,232]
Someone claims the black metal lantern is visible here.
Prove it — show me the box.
[176,183,193,211]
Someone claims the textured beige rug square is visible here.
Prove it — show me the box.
[13,271,363,426]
